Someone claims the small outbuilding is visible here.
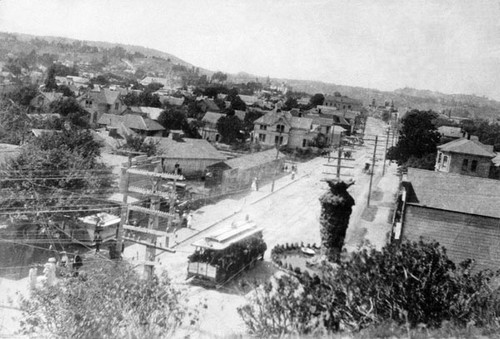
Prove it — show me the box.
[205,148,286,193]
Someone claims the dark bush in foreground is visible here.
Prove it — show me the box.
[238,240,500,337]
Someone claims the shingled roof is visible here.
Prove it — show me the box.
[202,112,225,125]
[97,114,165,131]
[438,138,495,158]
[222,148,286,170]
[146,136,226,160]
[406,168,500,219]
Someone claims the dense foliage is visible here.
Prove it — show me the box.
[239,240,500,337]
[0,129,114,216]
[319,180,355,261]
[216,114,244,144]
[387,110,440,167]
[20,261,196,338]
[123,133,159,156]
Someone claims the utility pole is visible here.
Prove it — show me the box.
[116,156,132,257]
[271,132,282,192]
[322,133,354,179]
[336,136,342,179]
[382,127,390,176]
[367,135,378,207]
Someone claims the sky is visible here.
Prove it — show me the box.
[0,0,499,100]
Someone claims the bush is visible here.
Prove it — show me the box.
[238,240,500,337]
[20,261,197,338]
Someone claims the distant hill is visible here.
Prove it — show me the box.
[283,80,500,121]
[1,31,499,121]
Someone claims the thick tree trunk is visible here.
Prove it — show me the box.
[319,180,355,261]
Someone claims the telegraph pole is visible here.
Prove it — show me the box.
[116,156,132,257]
[382,127,390,176]
[271,132,282,192]
[367,135,378,207]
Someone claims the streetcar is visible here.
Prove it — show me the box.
[187,220,267,287]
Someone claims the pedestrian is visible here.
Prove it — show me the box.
[291,166,296,180]
[255,177,259,191]
[187,212,194,229]
[29,265,37,290]
[72,253,83,277]
[251,177,257,191]
[94,232,102,253]
[59,251,69,267]
[181,211,188,227]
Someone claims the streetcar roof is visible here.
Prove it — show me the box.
[192,221,263,250]
[78,212,120,227]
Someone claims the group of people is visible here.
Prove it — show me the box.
[58,250,83,276]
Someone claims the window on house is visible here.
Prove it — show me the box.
[302,139,307,147]
[115,102,119,110]
[258,134,266,142]
[462,159,469,171]
[471,160,478,172]
[85,100,92,108]
[275,135,284,145]
[438,152,442,163]
[260,125,267,130]
[443,155,448,166]
[326,126,331,134]
[276,124,285,133]
[348,105,352,109]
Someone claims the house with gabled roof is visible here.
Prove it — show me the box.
[393,168,500,271]
[205,148,286,192]
[122,106,164,121]
[145,134,226,178]
[140,76,170,88]
[97,113,165,137]
[201,112,225,142]
[196,97,221,113]
[253,110,318,149]
[323,95,363,111]
[77,88,125,123]
[30,91,63,110]
[238,95,262,107]
[435,137,495,178]
[437,126,467,141]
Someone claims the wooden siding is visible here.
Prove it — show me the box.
[402,205,500,271]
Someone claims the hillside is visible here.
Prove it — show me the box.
[1,31,499,121]
[0,31,213,87]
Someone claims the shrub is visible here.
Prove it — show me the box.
[19,261,197,338]
[238,239,500,336]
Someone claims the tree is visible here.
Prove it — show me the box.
[56,85,75,97]
[319,180,355,261]
[0,100,30,144]
[158,107,188,131]
[309,93,325,107]
[217,114,243,143]
[211,71,228,83]
[9,84,39,107]
[239,239,500,337]
[49,97,90,129]
[0,129,113,219]
[388,110,440,166]
[44,65,58,92]
[19,261,197,338]
[282,97,299,111]
[122,133,159,156]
